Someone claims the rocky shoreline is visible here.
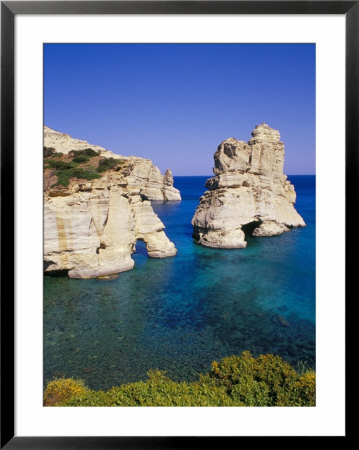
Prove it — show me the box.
[44,127,181,279]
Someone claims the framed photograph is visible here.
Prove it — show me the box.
[1,1,354,446]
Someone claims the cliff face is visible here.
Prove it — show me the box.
[191,124,305,249]
[44,127,181,202]
[44,127,180,279]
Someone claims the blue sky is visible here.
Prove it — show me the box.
[44,44,315,175]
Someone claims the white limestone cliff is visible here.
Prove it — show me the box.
[191,124,305,249]
[44,127,180,279]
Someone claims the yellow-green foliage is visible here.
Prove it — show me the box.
[207,352,305,406]
[44,352,316,407]
[292,370,316,406]
[44,378,88,406]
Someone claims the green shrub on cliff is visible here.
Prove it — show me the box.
[68,148,99,157]
[44,149,127,187]
[44,150,63,158]
[44,352,315,407]
[72,155,91,163]
[45,157,101,187]
[97,157,119,172]
[44,146,56,157]
[54,167,101,187]
[45,160,76,171]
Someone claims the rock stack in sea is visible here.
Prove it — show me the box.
[191,123,305,248]
[44,126,181,279]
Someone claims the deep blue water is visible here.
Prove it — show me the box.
[44,175,315,390]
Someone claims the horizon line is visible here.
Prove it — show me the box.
[173,173,316,177]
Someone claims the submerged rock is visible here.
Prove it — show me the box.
[97,274,119,281]
[81,367,96,374]
[44,126,180,279]
[192,123,305,248]
[271,314,290,328]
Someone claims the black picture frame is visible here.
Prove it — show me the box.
[1,1,355,447]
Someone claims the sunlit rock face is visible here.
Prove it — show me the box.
[192,123,305,249]
[44,127,180,279]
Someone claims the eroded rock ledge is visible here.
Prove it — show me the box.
[191,123,305,249]
[44,126,180,279]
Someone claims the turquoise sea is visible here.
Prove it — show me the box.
[44,175,315,390]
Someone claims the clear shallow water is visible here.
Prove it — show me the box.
[44,176,315,390]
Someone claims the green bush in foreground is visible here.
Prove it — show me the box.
[44,378,88,406]
[44,352,315,407]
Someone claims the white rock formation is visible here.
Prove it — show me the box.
[191,124,305,249]
[44,127,180,279]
